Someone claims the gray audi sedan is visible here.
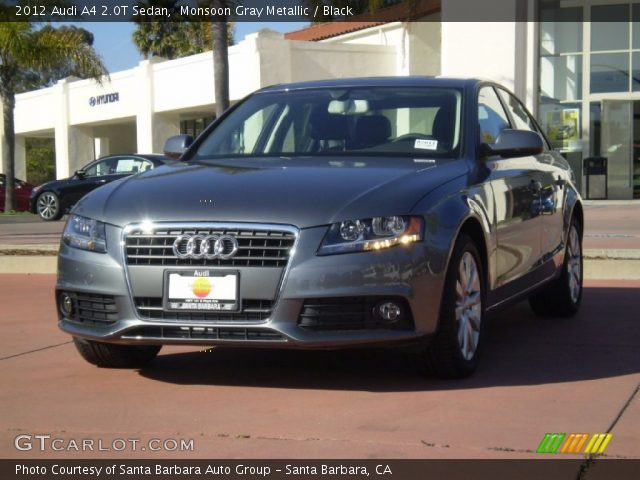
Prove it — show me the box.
[57,77,583,378]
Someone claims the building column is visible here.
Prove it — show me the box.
[15,136,26,181]
[0,99,4,175]
[441,1,537,111]
[94,137,110,158]
[135,58,180,154]
[53,78,95,178]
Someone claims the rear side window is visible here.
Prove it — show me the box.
[477,87,510,144]
[114,158,153,174]
[497,89,535,132]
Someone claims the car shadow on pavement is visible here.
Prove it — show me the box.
[138,286,640,392]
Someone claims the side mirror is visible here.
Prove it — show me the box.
[75,170,86,178]
[163,135,194,160]
[481,129,544,159]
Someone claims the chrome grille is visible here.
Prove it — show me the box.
[135,298,272,322]
[124,226,296,268]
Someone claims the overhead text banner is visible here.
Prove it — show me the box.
[2,0,617,23]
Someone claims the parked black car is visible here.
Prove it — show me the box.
[30,154,168,220]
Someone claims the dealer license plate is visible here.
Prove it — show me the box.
[164,270,239,312]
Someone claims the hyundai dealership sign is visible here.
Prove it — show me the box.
[89,92,119,107]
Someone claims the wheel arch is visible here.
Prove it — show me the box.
[456,217,490,290]
[571,199,584,236]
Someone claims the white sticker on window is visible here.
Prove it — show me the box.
[414,139,438,150]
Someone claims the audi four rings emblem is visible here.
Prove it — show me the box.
[172,234,239,260]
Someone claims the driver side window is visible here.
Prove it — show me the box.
[84,159,115,177]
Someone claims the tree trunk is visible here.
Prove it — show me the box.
[211,0,230,118]
[1,88,16,212]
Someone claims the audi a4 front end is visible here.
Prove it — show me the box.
[57,77,583,378]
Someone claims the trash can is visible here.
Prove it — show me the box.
[583,157,608,199]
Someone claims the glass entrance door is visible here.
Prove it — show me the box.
[601,101,633,199]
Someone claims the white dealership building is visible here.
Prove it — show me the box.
[3,0,640,199]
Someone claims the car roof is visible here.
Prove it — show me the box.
[94,154,168,162]
[258,76,481,93]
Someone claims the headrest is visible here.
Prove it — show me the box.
[354,115,391,147]
[308,108,349,140]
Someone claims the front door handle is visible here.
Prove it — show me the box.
[529,180,542,193]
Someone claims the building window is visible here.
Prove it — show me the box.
[591,52,630,93]
[180,116,215,138]
[591,4,630,52]
[540,7,583,102]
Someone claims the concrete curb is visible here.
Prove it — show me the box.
[1,247,640,279]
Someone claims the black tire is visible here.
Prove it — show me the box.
[36,191,63,221]
[424,234,486,378]
[529,217,583,317]
[73,337,161,368]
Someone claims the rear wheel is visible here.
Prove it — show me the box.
[73,337,161,368]
[37,191,62,221]
[529,217,583,317]
[424,234,485,378]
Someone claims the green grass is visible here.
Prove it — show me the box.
[0,210,34,216]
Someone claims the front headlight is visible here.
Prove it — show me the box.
[317,215,423,255]
[62,215,107,253]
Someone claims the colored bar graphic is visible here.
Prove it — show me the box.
[537,433,613,454]
[536,433,565,453]
[584,433,613,454]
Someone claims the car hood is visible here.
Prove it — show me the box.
[34,177,73,194]
[73,157,468,229]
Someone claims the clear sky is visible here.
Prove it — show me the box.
[72,22,309,73]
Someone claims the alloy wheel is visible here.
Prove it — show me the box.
[37,193,58,220]
[455,251,482,361]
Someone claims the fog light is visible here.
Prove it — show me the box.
[377,302,402,323]
[59,293,73,317]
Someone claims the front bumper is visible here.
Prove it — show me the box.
[56,223,447,349]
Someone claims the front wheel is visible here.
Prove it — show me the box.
[529,218,583,317]
[423,234,485,378]
[73,337,161,368]
[36,191,62,221]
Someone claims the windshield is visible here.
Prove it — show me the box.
[194,87,462,159]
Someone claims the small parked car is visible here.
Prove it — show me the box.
[30,154,168,221]
[0,174,33,212]
[55,77,583,378]
[555,124,576,140]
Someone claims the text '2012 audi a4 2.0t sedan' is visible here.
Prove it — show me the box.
[57,77,584,378]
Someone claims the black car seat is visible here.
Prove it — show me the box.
[351,115,391,149]
[307,108,349,152]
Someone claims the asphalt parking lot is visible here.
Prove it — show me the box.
[1,274,638,459]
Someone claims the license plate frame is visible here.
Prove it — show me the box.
[163,269,240,312]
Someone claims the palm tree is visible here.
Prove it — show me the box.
[132,3,233,61]
[0,22,107,211]
[211,0,231,117]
